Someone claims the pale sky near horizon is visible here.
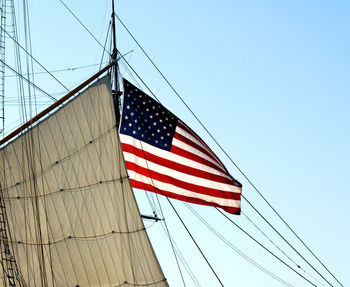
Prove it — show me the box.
[3,0,349,286]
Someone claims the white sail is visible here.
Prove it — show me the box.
[0,75,168,287]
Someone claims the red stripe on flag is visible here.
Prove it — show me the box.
[173,132,223,167]
[125,161,241,200]
[177,121,222,164]
[177,121,234,177]
[121,143,235,185]
[170,145,227,174]
[129,179,241,215]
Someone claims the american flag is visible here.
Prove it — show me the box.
[119,78,242,214]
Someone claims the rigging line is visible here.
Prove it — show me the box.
[21,7,52,282]
[4,62,109,77]
[12,7,29,126]
[0,62,113,146]
[52,98,107,285]
[0,27,70,92]
[241,210,302,268]
[115,13,343,287]
[116,91,160,282]
[167,199,225,287]
[186,203,293,287]
[8,3,36,281]
[31,122,91,283]
[66,90,130,286]
[136,139,186,286]
[10,229,147,246]
[4,178,127,199]
[120,70,179,281]
[241,196,335,287]
[57,0,110,56]
[99,21,111,71]
[0,59,56,101]
[117,58,296,286]
[22,0,36,119]
[216,208,318,287]
[113,278,168,287]
[158,219,201,287]
[155,196,187,286]
[82,92,153,284]
[2,125,117,190]
[118,55,336,287]
[3,77,122,286]
[154,196,186,286]
[117,52,160,103]
[119,61,143,92]
[114,102,136,282]
[241,211,329,287]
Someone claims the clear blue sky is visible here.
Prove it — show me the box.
[4,0,349,286]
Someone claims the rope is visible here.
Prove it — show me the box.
[186,203,294,287]
[0,59,56,101]
[135,139,186,287]
[217,208,317,286]
[242,195,335,287]
[168,199,225,286]
[0,27,69,92]
[115,12,343,287]
[58,0,110,56]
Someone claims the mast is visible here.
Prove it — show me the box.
[111,0,121,124]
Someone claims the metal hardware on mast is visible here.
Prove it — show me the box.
[111,0,121,125]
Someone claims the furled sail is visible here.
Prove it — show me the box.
[0,75,168,286]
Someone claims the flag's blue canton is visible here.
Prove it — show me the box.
[120,79,178,151]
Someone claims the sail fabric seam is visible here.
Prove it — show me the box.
[11,79,117,282]
[113,278,168,286]
[42,86,111,285]
[3,177,129,200]
[65,83,139,285]
[58,81,152,284]
[59,83,142,283]
[3,130,82,284]
[84,86,150,284]
[2,124,116,192]
[8,228,148,245]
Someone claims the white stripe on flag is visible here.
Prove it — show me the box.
[120,134,233,180]
[128,170,241,208]
[123,152,241,193]
[172,137,224,172]
[176,125,224,168]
